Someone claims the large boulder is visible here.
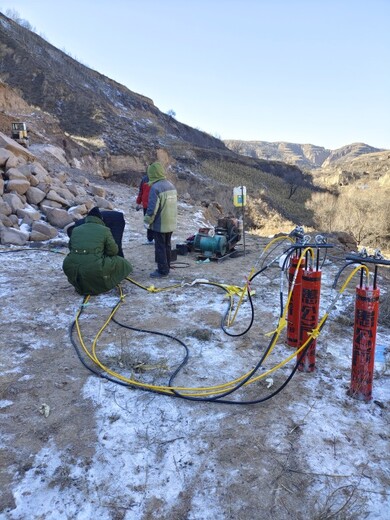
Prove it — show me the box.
[0,132,35,162]
[30,162,51,183]
[36,144,68,166]
[0,226,29,245]
[0,148,12,167]
[10,164,37,185]
[45,189,69,206]
[0,199,12,216]
[5,167,27,180]
[40,199,62,209]
[95,196,114,210]
[41,206,74,228]
[2,192,25,212]
[8,214,18,226]
[5,153,26,170]
[5,178,30,195]
[54,186,76,203]
[0,213,15,227]
[16,206,41,223]
[31,220,58,241]
[89,185,106,198]
[68,184,87,198]
[68,204,87,219]
[26,186,46,205]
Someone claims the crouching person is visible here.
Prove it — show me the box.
[63,207,133,295]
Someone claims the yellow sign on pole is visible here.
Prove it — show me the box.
[233,186,246,207]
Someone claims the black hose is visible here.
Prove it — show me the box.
[111,315,190,383]
[0,247,65,254]
[69,301,180,396]
[221,287,255,337]
[168,330,279,402]
[69,246,317,404]
[213,317,329,405]
[332,261,358,289]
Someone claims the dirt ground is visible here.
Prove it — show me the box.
[1,176,389,520]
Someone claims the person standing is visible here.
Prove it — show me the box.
[144,162,177,278]
[63,207,133,295]
[136,173,154,244]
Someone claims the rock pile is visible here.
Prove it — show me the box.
[0,134,114,246]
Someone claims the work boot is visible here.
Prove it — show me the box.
[150,270,168,278]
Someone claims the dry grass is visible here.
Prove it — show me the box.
[199,158,316,229]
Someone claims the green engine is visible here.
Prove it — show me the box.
[193,218,241,258]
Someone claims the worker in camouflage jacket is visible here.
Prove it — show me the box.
[63,207,132,295]
[144,162,177,278]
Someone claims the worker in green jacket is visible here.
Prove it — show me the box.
[144,162,177,278]
[63,207,132,295]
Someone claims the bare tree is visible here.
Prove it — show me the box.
[280,168,313,200]
[309,187,390,248]
[306,192,339,232]
[5,9,35,31]
[335,195,370,245]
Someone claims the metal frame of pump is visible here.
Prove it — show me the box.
[193,217,242,259]
[192,185,247,260]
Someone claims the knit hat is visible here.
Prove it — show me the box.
[147,162,166,185]
[88,206,102,219]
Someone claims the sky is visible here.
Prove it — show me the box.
[1,0,390,150]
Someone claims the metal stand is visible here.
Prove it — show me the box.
[241,186,246,256]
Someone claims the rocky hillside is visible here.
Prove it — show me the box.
[224,139,386,171]
[0,13,223,169]
[0,12,388,250]
[0,133,122,246]
[0,11,323,243]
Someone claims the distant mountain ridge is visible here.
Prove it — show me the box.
[224,140,386,170]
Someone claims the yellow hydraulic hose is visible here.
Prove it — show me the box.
[225,236,296,327]
[255,234,295,265]
[73,254,370,398]
[73,252,304,396]
[125,276,183,293]
[74,250,306,396]
[226,267,256,327]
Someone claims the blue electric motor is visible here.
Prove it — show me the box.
[193,233,228,257]
[192,218,241,258]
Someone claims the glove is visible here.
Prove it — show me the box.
[144,223,149,230]
[136,204,142,211]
